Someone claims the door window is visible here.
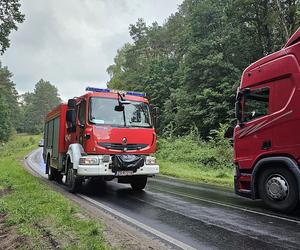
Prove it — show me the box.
[78,100,86,126]
[243,88,269,122]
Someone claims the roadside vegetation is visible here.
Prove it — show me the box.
[156,125,234,187]
[0,134,109,249]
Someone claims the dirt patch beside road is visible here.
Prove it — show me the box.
[0,213,31,250]
[0,188,29,250]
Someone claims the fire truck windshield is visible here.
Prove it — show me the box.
[89,97,152,128]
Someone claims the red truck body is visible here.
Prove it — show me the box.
[234,28,300,212]
[43,87,159,192]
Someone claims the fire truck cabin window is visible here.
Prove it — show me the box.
[78,100,86,125]
[243,88,269,122]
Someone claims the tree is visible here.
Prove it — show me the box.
[23,79,62,134]
[0,0,25,54]
[0,95,12,142]
[0,63,20,141]
[0,0,25,141]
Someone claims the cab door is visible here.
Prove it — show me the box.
[234,86,272,169]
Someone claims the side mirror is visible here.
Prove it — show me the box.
[67,99,76,108]
[114,105,124,112]
[66,109,76,132]
[66,109,76,123]
[150,104,159,128]
[235,101,243,124]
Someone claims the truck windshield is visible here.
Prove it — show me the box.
[89,97,152,128]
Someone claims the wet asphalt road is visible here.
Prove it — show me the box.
[27,149,300,250]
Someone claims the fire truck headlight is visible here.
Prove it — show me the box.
[100,155,110,163]
[145,156,156,165]
[79,157,99,165]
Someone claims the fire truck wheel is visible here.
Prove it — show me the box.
[55,172,63,183]
[130,176,147,191]
[47,159,55,181]
[258,167,299,213]
[66,166,81,193]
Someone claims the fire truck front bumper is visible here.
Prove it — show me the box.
[76,155,159,177]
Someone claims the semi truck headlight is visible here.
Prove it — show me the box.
[79,157,99,165]
[145,156,156,165]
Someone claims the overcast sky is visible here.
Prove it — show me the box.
[1,0,183,100]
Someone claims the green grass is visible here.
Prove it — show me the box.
[0,134,109,249]
[156,131,234,187]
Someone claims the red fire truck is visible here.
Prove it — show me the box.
[234,28,300,212]
[43,87,159,192]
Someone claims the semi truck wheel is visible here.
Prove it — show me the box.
[130,176,147,191]
[66,163,81,193]
[258,167,299,213]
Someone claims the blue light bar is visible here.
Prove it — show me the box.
[126,91,146,97]
[85,87,146,97]
[85,87,110,93]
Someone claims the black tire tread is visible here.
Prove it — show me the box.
[130,176,147,191]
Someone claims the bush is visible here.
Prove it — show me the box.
[156,124,233,170]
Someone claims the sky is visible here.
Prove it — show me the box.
[1,0,183,100]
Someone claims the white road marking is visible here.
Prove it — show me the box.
[150,187,300,224]
[78,194,197,250]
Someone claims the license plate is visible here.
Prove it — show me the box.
[116,171,133,176]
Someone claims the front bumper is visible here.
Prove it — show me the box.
[77,158,159,177]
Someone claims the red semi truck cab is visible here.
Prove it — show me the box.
[234,28,300,212]
[43,87,159,192]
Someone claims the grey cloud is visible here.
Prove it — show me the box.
[1,0,183,100]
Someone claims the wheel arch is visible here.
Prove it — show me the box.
[251,156,300,200]
[66,143,85,170]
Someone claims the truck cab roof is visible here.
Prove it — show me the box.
[241,28,300,89]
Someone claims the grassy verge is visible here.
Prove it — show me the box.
[156,128,234,187]
[0,134,109,249]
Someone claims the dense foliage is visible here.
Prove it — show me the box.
[0,0,24,54]
[156,124,233,185]
[21,79,62,134]
[0,64,19,141]
[107,0,300,138]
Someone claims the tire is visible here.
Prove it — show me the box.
[55,171,63,184]
[258,167,299,213]
[47,159,55,181]
[66,163,81,193]
[130,176,147,191]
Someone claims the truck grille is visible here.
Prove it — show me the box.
[98,142,148,151]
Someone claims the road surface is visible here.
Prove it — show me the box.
[25,149,300,250]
